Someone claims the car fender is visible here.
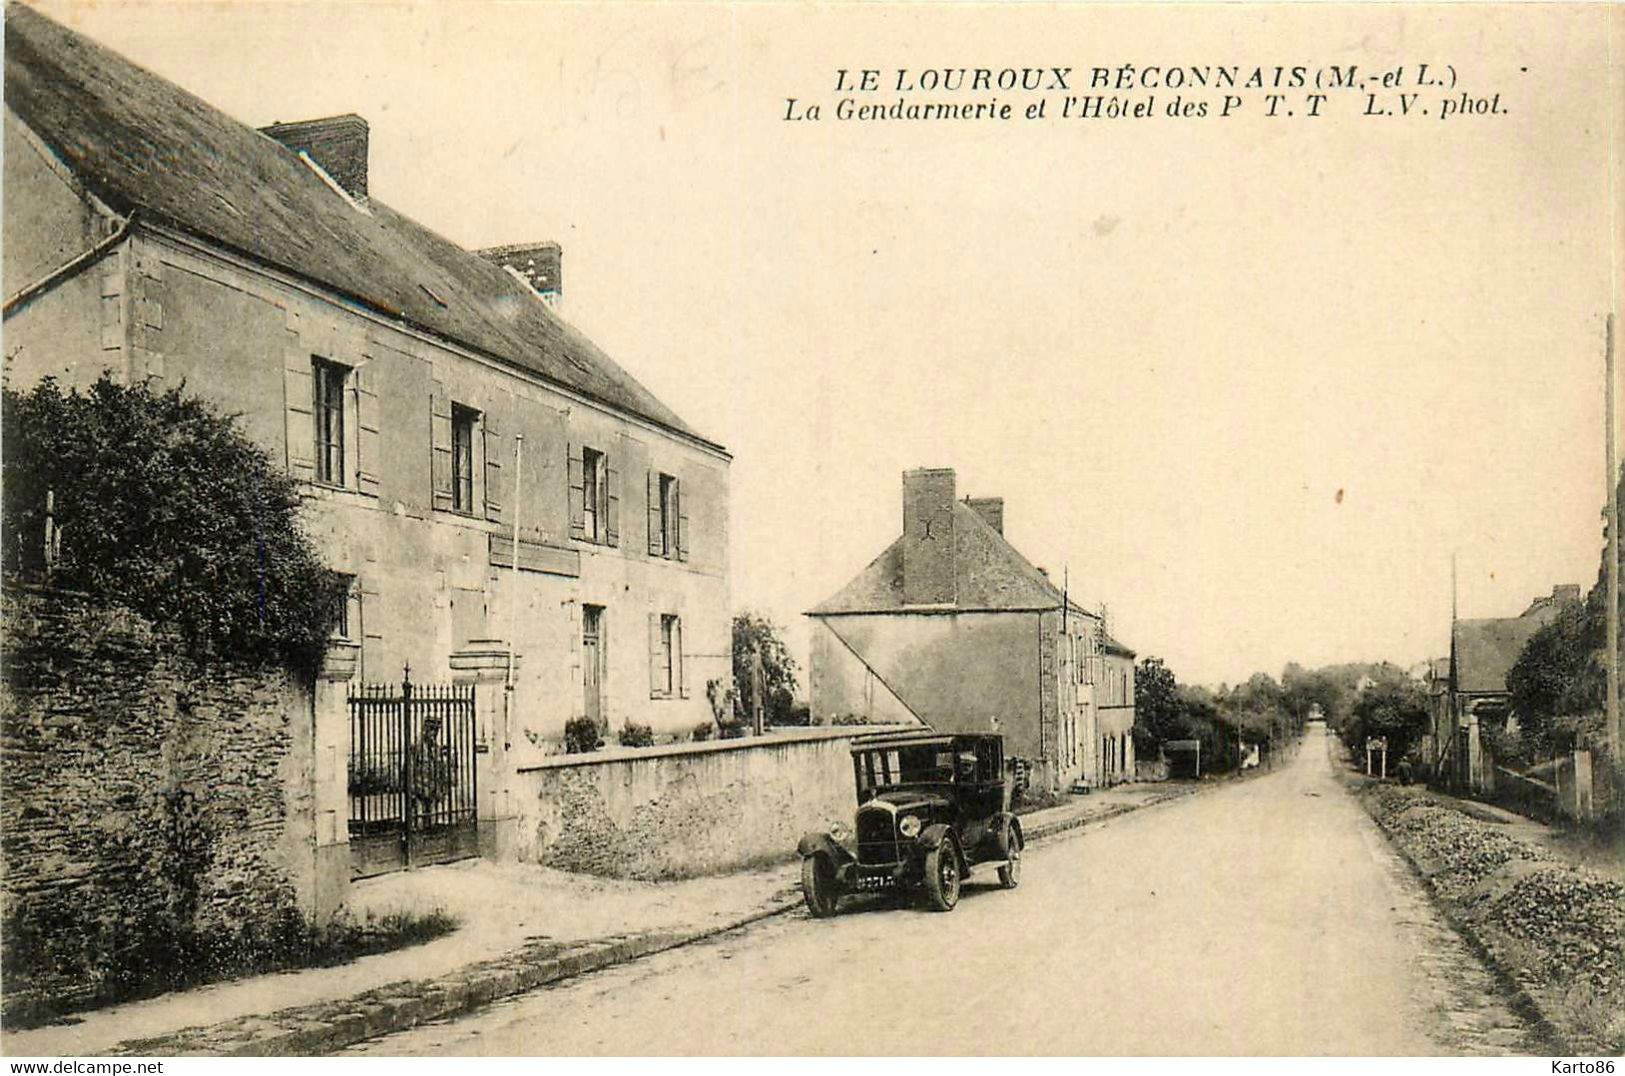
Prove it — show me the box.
[972,813,1022,862]
[916,823,959,863]
[998,812,1023,856]
[797,831,853,866]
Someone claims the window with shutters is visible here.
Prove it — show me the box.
[646,470,689,561]
[657,474,678,558]
[312,358,349,485]
[569,445,617,546]
[451,404,478,513]
[652,613,684,699]
[582,447,604,541]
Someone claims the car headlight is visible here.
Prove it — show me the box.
[829,822,849,842]
[898,814,921,838]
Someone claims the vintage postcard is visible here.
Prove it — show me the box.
[1,0,1620,1060]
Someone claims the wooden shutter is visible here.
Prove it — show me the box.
[646,471,662,555]
[354,363,381,495]
[284,356,316,481]
[675,478,690,562]
[567,444,586,540]
[648,613,663,697]
[675,617,688,698]
[430,382,453,511]
[604,457,620,547]
[358,575,382,681]
[483,411,505,524]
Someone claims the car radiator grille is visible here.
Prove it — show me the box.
[856,809,900,865]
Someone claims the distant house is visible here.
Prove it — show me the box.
[1437,584,1580,789]
[805,468,1135,794]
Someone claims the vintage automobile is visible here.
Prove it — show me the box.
[796,729,1023,915]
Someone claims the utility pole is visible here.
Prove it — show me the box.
[1606,314,1621,767]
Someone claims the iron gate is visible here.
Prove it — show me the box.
[348,672,479,878]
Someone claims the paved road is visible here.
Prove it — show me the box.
[351,724,1543,1055]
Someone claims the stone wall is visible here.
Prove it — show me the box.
[0,586,322,1014]
[512,727,903,880]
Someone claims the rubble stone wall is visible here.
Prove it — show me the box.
[0,586,318,1014]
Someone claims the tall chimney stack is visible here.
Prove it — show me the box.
[478,242,563,308]
[260,114,369,200]
[902,468,957,606]
[965,496,1004,536]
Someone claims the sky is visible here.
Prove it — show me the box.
[20,1,1620,687]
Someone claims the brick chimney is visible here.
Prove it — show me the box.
[902,468,957,606]
[478,242,563,308]
[260,114,369,200]
[964,496,1004,536]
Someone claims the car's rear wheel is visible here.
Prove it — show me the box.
[923,837,961,912]
[998,828,1023,889]
[801,854,840,918]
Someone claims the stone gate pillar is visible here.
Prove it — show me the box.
[311,640,358,922]
[451,640,520,861]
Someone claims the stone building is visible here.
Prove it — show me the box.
[3,4,729,887]
[806,467,1136,794]
[1438,584,1580,790]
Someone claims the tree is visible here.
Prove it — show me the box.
[1343,680,1431,761]
[1504,463,1623,760]
[1132,656,1180,758]
[731,612,800,726]
[1508,590,1606,757]
[2,376,346,673]
[1283,663,1350,730]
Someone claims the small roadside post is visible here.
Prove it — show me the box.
[750,646,766,735]
[1366,736,1388,779]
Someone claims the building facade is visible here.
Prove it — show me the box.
[3,4,730,889]
[806,468,1135,794]
[1438,584,1579,790]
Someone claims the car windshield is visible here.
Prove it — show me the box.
[855,745,955,792]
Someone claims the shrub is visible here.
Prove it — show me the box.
[691,721,714,742]
[0,895,458,1029]
[1,376,346,674]
[618,720,655,748]
[732,612,799,725]
[564,716,601,754]
[831,712,869,726]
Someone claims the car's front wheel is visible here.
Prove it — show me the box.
[998,828,1022,889]
[923,837,961,911]
[801,854,840,918]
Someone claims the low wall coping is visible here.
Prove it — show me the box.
[515,724,916,772]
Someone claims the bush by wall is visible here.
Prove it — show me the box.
[1,376,345,674]
[618,720,655,748]
[564,716,602,754]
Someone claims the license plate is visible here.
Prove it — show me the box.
[856,873,894,890]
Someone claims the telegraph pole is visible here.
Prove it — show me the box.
[1606,314,1621,766]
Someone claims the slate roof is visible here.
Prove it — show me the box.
[1102,633,1136,658]
[807,499,1105,621]
[3,3,718,450]
[1450,596,1569,697]
[1451,617,1546,696]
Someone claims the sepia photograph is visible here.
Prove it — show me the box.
[0,0,1621,1060]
